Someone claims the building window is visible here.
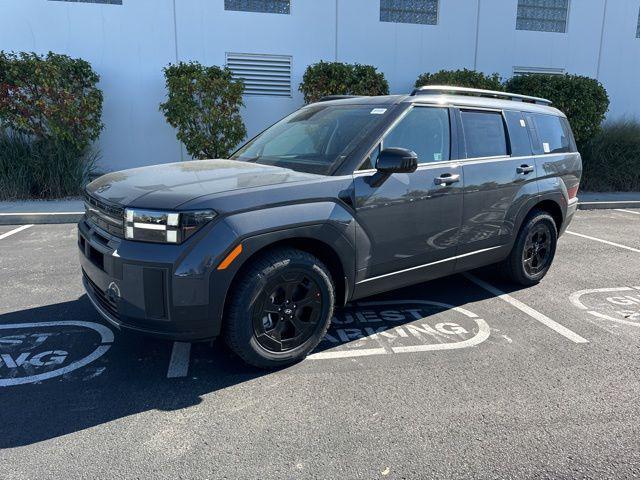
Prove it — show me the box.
[516,0,569,33]
[380,0,439,26]
[48,0,122,4]
[224,0,290,14]
[226,53,292,97]
[636,7,640,38]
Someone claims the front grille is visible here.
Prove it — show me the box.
[83,270,120,320]
[84,192,125,238]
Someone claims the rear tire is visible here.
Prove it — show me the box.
[223,248,335,369]
[499,210,558,286]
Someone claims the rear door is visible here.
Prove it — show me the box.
[353,105,464,294]
[456,108,540,268]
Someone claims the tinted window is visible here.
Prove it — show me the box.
[532,113,571,154]
[382,107,450,164]
[504,110,533,156]
[461,111,508,158]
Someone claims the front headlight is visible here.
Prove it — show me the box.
[124,209,216,244]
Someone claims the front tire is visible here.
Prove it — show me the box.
[223,248,335,368]
[500,210,558,286]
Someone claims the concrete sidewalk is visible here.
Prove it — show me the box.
[0,192,639,225]
[577,192,640,210]
[0,199,84,225]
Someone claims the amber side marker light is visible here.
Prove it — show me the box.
[217,244,243,270]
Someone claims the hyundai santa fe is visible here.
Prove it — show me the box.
[79,86,581,367]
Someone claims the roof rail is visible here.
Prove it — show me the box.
[316,95,363,103]
[410,85,552,106]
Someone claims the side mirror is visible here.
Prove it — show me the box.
[376,148,418,174]
[366,148,418,188]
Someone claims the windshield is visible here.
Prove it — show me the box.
[230,104,390,175]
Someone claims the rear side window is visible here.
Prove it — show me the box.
[531,113,572,154]
[461,110,508,158]
[382,107,450,164]
[504,110,533,156]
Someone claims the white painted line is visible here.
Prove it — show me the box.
[615,209,640,215]
[0,224,33,240]
[166,341,191,378]
[308,347,387,360]
[566,231,640,253]
[0,212,83,216]
[463,273,589,344]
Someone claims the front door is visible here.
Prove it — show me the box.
[353,105,464,296]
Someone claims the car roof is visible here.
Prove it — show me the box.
[315,93,565,117]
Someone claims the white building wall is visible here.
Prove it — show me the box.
[0,0,639,172]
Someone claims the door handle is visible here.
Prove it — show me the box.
[434,173,461,186]
[516,165,535,174]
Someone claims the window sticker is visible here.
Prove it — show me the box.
[520,119,526,127]
[370,108,387,115]
[434,153,442,161]
[543,142,551,153]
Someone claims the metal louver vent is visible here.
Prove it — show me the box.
[226,53,292,97]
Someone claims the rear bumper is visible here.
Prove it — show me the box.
[560,197,579,236]
[78,218,222,341]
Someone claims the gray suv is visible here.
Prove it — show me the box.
[79,86,581,367]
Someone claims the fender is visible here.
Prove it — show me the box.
[180,201,357,337]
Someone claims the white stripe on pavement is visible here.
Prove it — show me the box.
[566,231,640,253]
[0,225,33,240]
[166,341,191,378]
[615,209,640,215]
[463,273,589,344]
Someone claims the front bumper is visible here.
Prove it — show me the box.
[78,217,222,341]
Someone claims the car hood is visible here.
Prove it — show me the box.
[86,159,322,209]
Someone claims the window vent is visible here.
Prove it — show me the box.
[513,66,565,76]
[226,53,292,97]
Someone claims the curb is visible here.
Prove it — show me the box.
[0,212,84,225]
[577,201,640,211]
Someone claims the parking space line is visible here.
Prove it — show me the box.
[463,273,589,344]
[0,225,33,240]
[166,342,191,378]
[566,231,640,253]
[615,209,640,215]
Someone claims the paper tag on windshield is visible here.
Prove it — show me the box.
[543,142,551,153]
[520,119,526,127]
[434,153,442,161]
[370,108,387,115]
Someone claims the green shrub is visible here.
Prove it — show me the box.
[505,74,609,149]
[415,68,503,91]
[160,62,246,159]
[299,61,389,104]
[580,120,640,192]
[0,51,103,199]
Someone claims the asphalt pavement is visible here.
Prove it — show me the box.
[1,209,639,479]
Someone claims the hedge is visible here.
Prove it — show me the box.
[0,51,103,199]
[160,62,246,159]
[299,61,389,104]
[505,74,609,149]
[415,68,503,91]
[580,120,640,192]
